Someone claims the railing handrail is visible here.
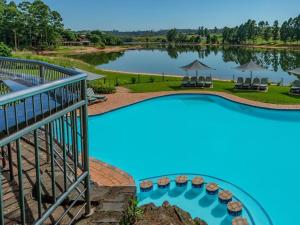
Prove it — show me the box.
[0,57,91,224]
[0,73,86,105]
[0,57,87,105]
[0,56,80,76]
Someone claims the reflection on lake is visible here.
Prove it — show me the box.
[70,46,300,84]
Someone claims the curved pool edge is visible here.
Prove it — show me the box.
[138,173,274,225]
[88,90,300,117]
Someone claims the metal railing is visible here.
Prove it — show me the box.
[0,57,91,225]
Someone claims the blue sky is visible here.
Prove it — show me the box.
[14,0,300,31]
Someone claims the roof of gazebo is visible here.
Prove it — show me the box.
[235,60,266,72]
[181,60,214,71]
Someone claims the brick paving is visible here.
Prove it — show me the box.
[89,158,135,187]
[88,88,300,116]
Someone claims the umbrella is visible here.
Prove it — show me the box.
[181,60,215,77]
[288,67,300,76]
[235,60,267,79]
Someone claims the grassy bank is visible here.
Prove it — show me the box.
[13,51,300,105]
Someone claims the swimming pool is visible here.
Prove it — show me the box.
[89,94,300,225]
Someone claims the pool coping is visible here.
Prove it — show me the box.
[88,90,300,116]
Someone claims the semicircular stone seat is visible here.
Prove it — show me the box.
[192,176,204,188]
[140,180,153,192]
[227,201,243,217]
[218,190,233,204]
[176,175,188,187]
[232,217,248,225]
[206,182,219,195]
[157,177,170,188]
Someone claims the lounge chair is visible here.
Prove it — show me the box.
[197,76,205,87]
[205,76,213,88]
[290,80,300,94]
[87,88,107,104]
[235,77,244,89]
[182,76,190,87]
[259,78,268,91]
[243,78,252,89]
[190,77,197,87]
[252,78,260,90]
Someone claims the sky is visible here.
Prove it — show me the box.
[14,0,300,31]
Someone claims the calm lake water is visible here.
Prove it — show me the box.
[70,46,300,84]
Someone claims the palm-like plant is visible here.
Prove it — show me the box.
[120,198,143,225]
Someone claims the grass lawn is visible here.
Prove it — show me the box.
[13,51,300,105]
[125,80,300,104]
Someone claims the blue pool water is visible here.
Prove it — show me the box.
[89,94,300,225]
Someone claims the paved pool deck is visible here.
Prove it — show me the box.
[88,87,300,116]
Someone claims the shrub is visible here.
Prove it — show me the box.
[0,43,12,57]
[88,82,116,94]
[149,76,155,83]
[96,42,105,49]
[131,77,137,84]
[120,198,143,225]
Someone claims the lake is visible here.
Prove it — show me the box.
[70,46,300,85]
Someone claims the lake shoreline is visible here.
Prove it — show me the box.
[14,43,300,56]
[124,42,300,51]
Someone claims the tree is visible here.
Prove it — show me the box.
[204,28,209,37]
[177,33,188,43]
[0,42,11,56]
[206,33,211,44]
[211,35,218,44]
[166,28,178,43]
[197,26,204,36]
[247,20,257,43]
[263,22,272,42]
[62,29,77,42]
[258,21,265,36]
[272,20,280,41]
[294,15,300,42]
[2,1,21,49]
[280,21,290,43]
[214,26,218,34]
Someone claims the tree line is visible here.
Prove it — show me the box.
[0,0,64,50]
[166,28,219,44]
[222,15,300,44]
[0,0,122,51]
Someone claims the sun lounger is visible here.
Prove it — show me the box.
[252,78,260,90]
[182,76,190,87]
[243,78,252,89]
[197,76,205,87]
[205,76,213,88]
[290,80,300,94]
[259,78,268,91]
[235,77,244,89]
[87,88,107,104]
[190,77,197,87]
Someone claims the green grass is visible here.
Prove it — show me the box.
[12,51,300,105]
[125,80,300,104]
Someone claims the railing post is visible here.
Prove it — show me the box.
[81,79,91,215]
[0,167,4,225]
[39,65,45,84]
